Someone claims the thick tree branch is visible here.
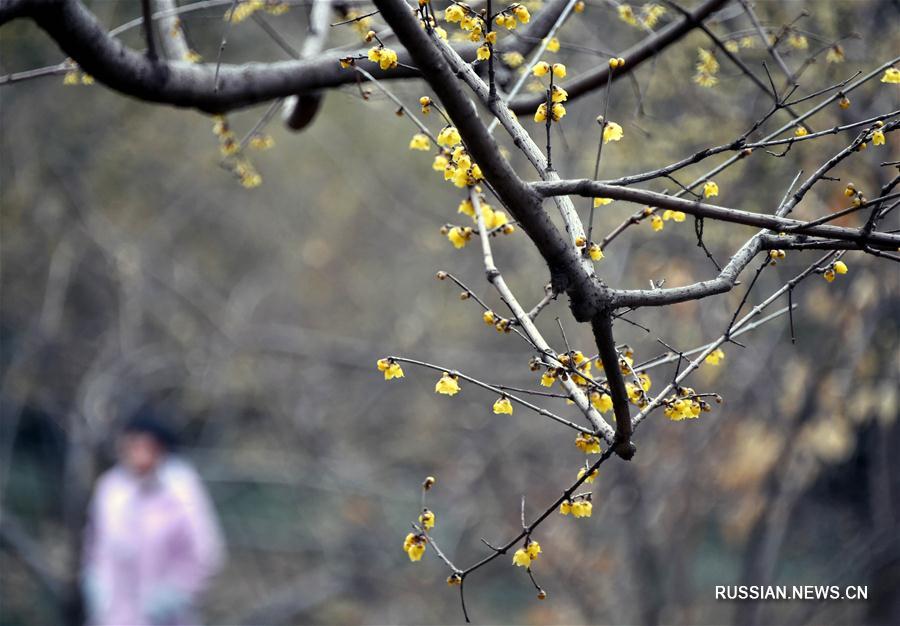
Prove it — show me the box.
[372,0,606,322]
[4,0,565,114]
[591,311,635,458]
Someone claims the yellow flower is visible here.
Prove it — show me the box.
[404,533,427,561]
[551,103,566,121]
[788,34,808,50]
[725,40,739,53]
[435,372,461,395]
[514,5,531,23]
[880,68,900,84]
[575,432,601,454]
[419,509,435,530]
[80,74,94,85]
[534,103,548,123]
[794,126,808,137]
[532,61,550,77]
[493,396,513,415]
[574,0,585,13]
[512,548,531,567]
[458,198,475,218]
[704,348,725,365]
[593,197,613,207]
[833,260,848,274]
[590,391,613,413]
[826,45,844,63]
[447,573,462,585]
[368,46,399,70]
[447,226,472,248]
[618,4,638,26]
[823,268,836,283]
[486,31,497,44]
[502,51,524,68]
[476,44,491,61]
[551,85,568,103]
[444,5,464,22]
[578,467,598,483]
[602,121,623,143]
[638,372,651,392]
[703,181,719,198]
[63,71,79,85]
[249,134,274,150]
[571,500,593,518]
[588,244,604,261]
[540,371,556,387]
[545,37,560,52]
[483,310,496,325]
[377,358,405,380]
[872,130,885,146]
[437,126,462,147]
[433,154,449,171]
[409,133,431,150]
[641,3,666,28]
[694,47,719,87]
[650,214,663,232]
[662,209,686,222]
[839,96,851,109]
[559,500,572,515]
[526,540,541,559]
[552,63,566,78]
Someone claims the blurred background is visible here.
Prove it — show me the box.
[1,0,898,624]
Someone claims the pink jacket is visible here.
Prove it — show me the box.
[83,458,225,625]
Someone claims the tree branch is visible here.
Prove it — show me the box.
[507,0,729,114]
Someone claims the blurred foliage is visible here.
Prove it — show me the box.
[1,1,899,625]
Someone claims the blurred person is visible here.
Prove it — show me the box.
[82,410,225,625]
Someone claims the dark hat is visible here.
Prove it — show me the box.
[123,405,178,451]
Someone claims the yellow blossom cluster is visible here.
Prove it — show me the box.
[377,358,405,380]
[403,533,427,561]
[212,115,262,188]
[618,3,666,29]
[694,47,719,87]
[590,391,613,413]
[457,197,513,234]
[823,260,848,283]
[63,69,94,86]
[512,540,541,567]
[703,180,719,198]
[871,121,886,146]
[575,432,602,454]
[224,0,289,23]
[367,46,399,70]
[664,387,713,421]
[493,4,531,31]
[577,466,598,483]
[559,497,592,517]
[575,236,604,262]
[482,309,513,333]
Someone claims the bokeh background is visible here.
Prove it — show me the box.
[1,0,899,624]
